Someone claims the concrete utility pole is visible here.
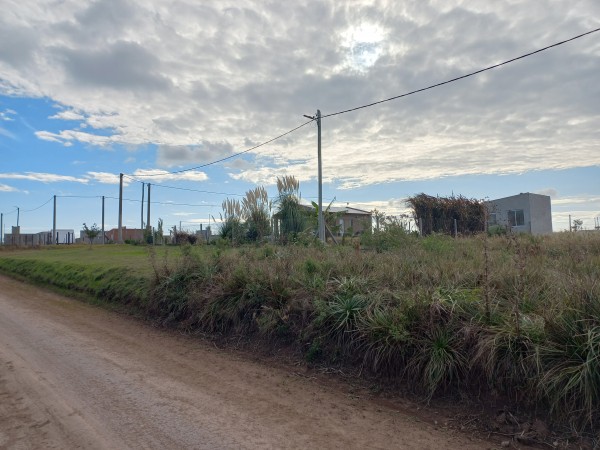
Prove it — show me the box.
[146,183,151,231]
[1,213,3,245]
[118,173,123,243]
[569,214,572,232]
[52,195,57,245]
[141,182,145,230]
[304,110,325,243]
[16,207,19,227]
[316,110,324,243]
[101,196,105,245]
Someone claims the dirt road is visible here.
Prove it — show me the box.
[0,275,493,449]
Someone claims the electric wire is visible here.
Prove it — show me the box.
[58,195,104,199]
[322,27,600,118]
[5,28,599,229]
[19,197,54,213]
[122,175,245,197]
[103,196,217,208]
[128,119,315,177]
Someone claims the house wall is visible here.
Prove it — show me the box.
[2,229,75,246]
[529,194,553,234]
[104,227,144,242]
[341,214,371,235]
[486,193,552,235]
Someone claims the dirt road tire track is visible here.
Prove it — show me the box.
[0,275,492,449]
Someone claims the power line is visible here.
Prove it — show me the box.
[58,195,103,199]
[129,119,315,178]
[104,196,217,208]
[122,176,245,197]
[322,27,600,118]
[19,197,54,213]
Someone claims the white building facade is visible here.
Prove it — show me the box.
[486,193,552,235]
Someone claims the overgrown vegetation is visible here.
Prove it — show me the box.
[407,193,485,236]
[1,231,599,438]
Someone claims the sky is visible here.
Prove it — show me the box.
[1,0,599,238]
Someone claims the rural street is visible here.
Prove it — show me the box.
[0,275,490,449]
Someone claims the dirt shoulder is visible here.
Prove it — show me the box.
[0,274,501,449]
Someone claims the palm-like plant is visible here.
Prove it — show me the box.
[242,186,271,242]
[275,175,306,241]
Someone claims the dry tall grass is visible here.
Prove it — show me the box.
[148,231,600,434]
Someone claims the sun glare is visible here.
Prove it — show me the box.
[341,23,386,72]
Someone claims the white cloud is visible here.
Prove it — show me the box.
[86,171,123,185]
[552,195,600,206]
[535,188,558,198]
[0,172,89,183]
[49,109,85,121]
[1,0,599,187]
[0,126,16,139]
[0,182,19,192]
[132,168,208,182]
[0,109,16,121]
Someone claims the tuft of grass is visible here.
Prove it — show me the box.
[2,231,600,433]
[539,310,600,429]
[359,306,411,374]
[407,325,467,400]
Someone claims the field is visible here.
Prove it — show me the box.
[1,232,599,439]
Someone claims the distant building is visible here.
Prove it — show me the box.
[486,193,552,235]
[319,206,372,236]
[103,227,144,243]
[2,226,76,246]
[272,204,371,237]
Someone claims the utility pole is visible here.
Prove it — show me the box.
[118,173,123,243]
[303,110,325,243]
[16,207,20,227]
[52,195,57,245]
[1,213,3,245]
[141,182,145,230]
[146,183,151,232]
[101,196,105,245]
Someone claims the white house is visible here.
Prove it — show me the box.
[486,193,552,235]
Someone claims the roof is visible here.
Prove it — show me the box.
[486,192,551,204]
[297,204,371,215]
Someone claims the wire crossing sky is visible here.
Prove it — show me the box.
[124,26,600,178]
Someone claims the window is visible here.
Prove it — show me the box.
[507,209,525,227]
[488,213,498,226]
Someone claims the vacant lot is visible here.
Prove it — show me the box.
[1,232,599,442]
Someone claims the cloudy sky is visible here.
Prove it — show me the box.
[1,0,599,236]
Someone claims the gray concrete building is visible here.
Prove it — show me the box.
[486,193,552,235]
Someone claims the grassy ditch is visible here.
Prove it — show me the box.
[1,234,599,436]
[0,245,154,306]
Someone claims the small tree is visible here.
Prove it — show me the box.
[82,222,101,246]
[572,218,584,232]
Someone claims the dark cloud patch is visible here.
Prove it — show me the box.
[0,21,38,68]
[55,41,172,91]
[53,0,143,47]
[157,140,234,167]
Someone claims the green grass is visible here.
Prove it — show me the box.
[0,244,184,307]
[1,233,600,435]
[0,244,163,275]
